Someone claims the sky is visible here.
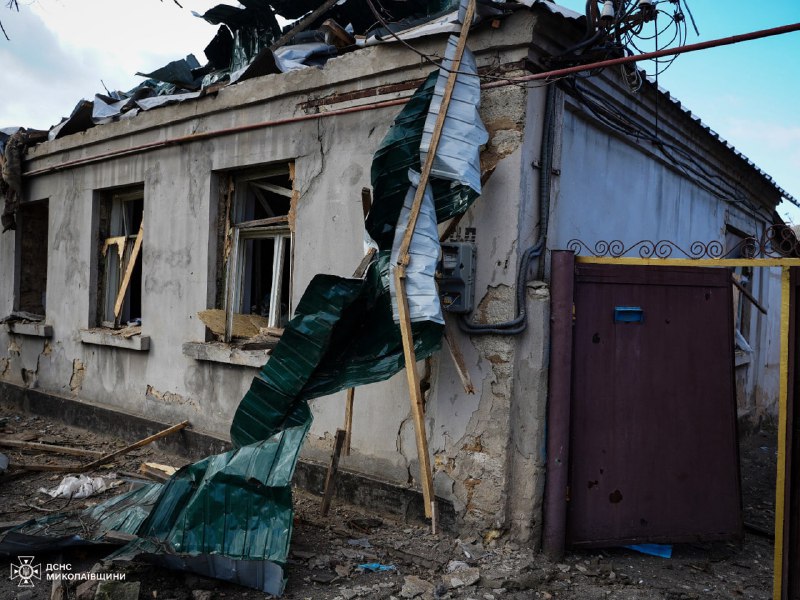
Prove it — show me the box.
[1,0,799,221]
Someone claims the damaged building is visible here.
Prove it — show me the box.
[1,0,797,587]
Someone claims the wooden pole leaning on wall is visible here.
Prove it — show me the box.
[113,221,144,320]
[394,0,476,525]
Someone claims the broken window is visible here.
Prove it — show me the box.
[15,200,49,316]
[220,164,294,341]
[726,227,755,354]
[97,188,144,328]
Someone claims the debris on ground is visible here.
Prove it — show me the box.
[0,400,777,600]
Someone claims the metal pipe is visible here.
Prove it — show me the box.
[482,21,800,89]
[542,250,576,560]
[537,84,557,280]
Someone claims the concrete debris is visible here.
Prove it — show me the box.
[400,575,435,599]
[447,560,471,572]
[442,567,481,589]
[94,581,141,600]
[75,579,99,600]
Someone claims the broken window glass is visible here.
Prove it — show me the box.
[97,188,144,327]
[221,165,294,340]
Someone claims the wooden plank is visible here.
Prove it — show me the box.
[139,462,177,482]
[393,0,476,523]
[395,270,435,518]
[238,216,290,229]
[270,0,340,51]
[353,248,376,279]
[249,180,293,198]
[321,428,347,516]
[443,314,475,394]
[731,274,767,315]
[9,462,80,472]
[395,0,476,271]
[361,187,372,220]
[199,308,272,339]
[0,439,103,458]
[113,221,144,320]
[344,388,354,456]
[79,421,189,472]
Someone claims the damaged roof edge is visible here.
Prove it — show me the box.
[9,1,795,207]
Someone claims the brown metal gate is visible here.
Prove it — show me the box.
[566,262,742,547]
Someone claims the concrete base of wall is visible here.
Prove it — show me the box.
[294,461,456,531]
[0,381,453,530]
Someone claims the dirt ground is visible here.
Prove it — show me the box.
[0,403,778,600]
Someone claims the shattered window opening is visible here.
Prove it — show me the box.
[726,226,755,352]
[223,165,294,341]
[98,188,144,328]
[15,199,49,316]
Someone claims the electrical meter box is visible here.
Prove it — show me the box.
[438,242,476,314]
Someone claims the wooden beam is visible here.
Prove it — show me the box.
[393,0,476,523]
[731,274,767,315]
[80,421,189,473]
[361,187,372,220]
[270,0,340,52]
[320,428,347,516]
[238,215,289,229]
[395,0,475,272]
[443,314,475,394]
[0,439,103,458]
[395,270,436,518]
[344,388,354,456]
[113,221,144,320]
[250,180,294,198]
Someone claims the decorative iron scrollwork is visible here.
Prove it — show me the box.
[567,225,800,259]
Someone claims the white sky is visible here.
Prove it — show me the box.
[0,0,220,129]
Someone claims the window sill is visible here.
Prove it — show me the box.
[80,328,150,351]
[4,322,53,338]
[182,341,271,368]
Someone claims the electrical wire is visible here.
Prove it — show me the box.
[563,77,764,218]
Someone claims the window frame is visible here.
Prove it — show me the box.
[221,163,295,342]
[14,198,50,317]
[97,187,144,329]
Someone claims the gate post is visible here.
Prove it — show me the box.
[543,250,575,559]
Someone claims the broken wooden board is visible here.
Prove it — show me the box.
[139,462,177,482]
[0,439,104,458]
[198,309,272,339]
[321,429,347,516]
[113,222,144,319]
